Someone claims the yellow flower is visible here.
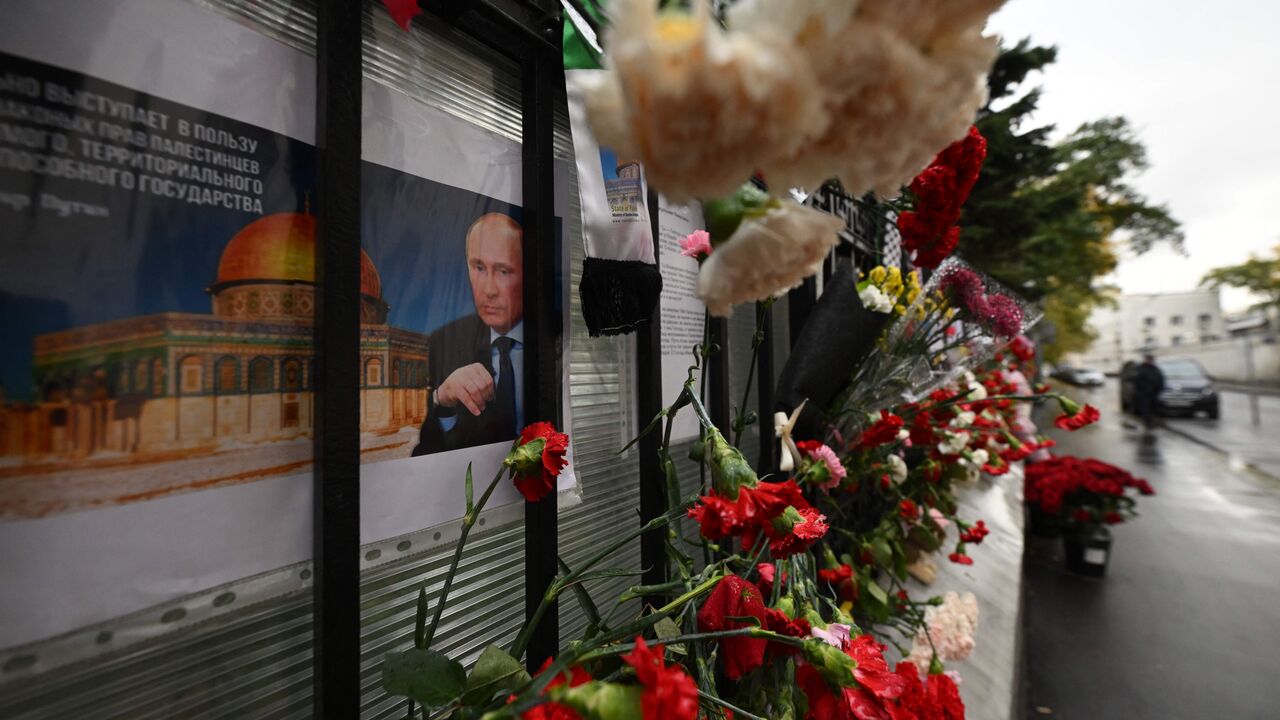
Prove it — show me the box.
[869,266,888,284]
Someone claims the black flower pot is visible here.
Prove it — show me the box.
[1063,530,1112,577]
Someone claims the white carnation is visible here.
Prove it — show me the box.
[859,284,895,313]
[950,410,976,429]
[966,448,990,468]
[586,0,1007,200]
[937,431,969,456]
[585,0,827,201]
[697,201,844,317]
[887,453,908,483]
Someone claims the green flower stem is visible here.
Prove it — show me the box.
[696,681,762,712]
[732,300,771,448]
[510,503,691,660]
[573,627,808,665]
[655,573,723,616]
[421,460,510,649]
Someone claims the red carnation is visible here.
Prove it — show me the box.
[760,506,829,558]
[508,422,569,502]
[890,663,966,720]
[797,662,848,720]
[818,564,858,604]
[899,499,918,521]
[686,492,745,540]
[688,480,813,548]
[513,658,592,720]
[858,410,906,449]
[897,128,987,269]
[959,520,989,545]
[1009,335,1036,362]
[1103,511,1125,525]
[948,552,973,566]
[847,635,908,702]
[697,575,768,680]
[1054,403,1101,431]
[764,608,811,657]
[622,637,699,720]
[756,562,786,597]
[925,669,966,719]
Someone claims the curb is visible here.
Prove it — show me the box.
[1159,423,1279,482]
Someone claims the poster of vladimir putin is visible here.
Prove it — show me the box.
[412,213,525,455]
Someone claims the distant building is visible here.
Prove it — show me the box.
[1074,289,1226,372]
[0,211,430,462]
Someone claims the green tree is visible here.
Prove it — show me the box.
[1200,246,1280,312]
[959,40,1184,360]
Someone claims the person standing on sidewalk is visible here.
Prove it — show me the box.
[1134,354,1165,432]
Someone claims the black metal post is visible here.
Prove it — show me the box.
[788,278,818,349]
[708,317,732,432]
[313,0,363,716]
[520,3,562,671]
[755,302,776,474]
[637,187,668,592]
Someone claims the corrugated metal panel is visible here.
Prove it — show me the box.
[0,1,637,718]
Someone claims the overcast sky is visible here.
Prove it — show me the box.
[986,0,1280,313]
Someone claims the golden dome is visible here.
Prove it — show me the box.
[213,212,382,298]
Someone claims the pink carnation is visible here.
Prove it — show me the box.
[679,229,713,259]
[803,442,846,490]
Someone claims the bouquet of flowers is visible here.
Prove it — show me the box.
[1024,455,1155,537]
[830,258,1042,442]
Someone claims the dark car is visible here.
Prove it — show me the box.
[1120,358,1219,418]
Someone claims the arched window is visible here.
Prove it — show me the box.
[250,357,274,393]
[282,357,303,391]
[365,357,383,387]
[392,359,402,387]
[179,356,203,395]
[214,356,239,394]
[152,358,166,397]
[418,361,428,388]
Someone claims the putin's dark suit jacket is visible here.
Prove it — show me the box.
[411,314,513,455]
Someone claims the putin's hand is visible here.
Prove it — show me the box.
[435,363,495,416]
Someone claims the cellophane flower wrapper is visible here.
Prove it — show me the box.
[833,258,1040,438]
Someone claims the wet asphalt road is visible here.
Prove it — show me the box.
[1023,382,1280,719]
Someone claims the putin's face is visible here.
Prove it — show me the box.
[466,214,523,335]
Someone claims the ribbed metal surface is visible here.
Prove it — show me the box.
[0,1,631,718]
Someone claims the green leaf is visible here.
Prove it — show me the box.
[654,616,687,656]
[413,587,429,649]
[865,578,889,607]
[869,537,893,567]
[462,645,530,706]
[465,463,474,517]
[382,648,466,708]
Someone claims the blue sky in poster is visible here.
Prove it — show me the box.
[599,148,622,182]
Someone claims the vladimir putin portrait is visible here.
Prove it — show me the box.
[413,213,524,455]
